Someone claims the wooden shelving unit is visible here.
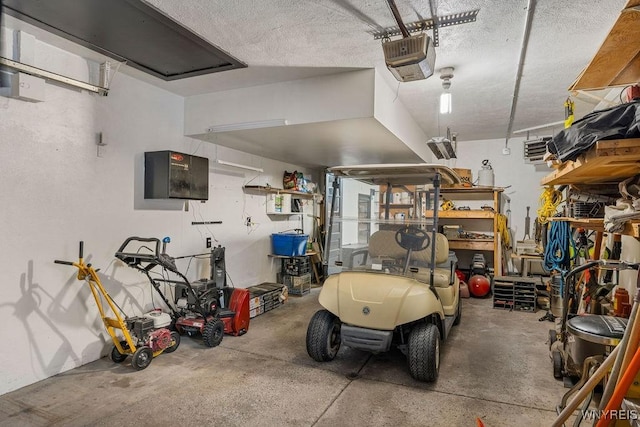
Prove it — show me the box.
[541,139,640,186]
[436,187,505,276]
[541,138,640,239]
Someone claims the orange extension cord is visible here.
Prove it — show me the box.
[596,344,640,426]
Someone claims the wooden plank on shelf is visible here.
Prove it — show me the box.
[549,217,605,232]
[622,221,640,238]
[425,210,495,219]
[439,186,504,194]
[550,217,640,237]
[243,185,315,199]
[570,1,640,91]
[448,240,494,251]
[597,139,640,157]
[541,139,640,185]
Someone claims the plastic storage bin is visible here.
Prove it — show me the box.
[271,233,308,256]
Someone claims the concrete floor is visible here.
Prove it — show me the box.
[0,290,571,426]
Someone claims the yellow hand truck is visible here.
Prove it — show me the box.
[55,241,179,370]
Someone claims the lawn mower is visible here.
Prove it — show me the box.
[307,164,462,382]
[55,241,179,370]
[115,237,247,346]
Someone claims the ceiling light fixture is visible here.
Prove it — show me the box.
[427,128,457,160]
[439,67,454,114]
[207,119,288,133]
[216,159,263,173]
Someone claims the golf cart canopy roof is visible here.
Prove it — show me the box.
[327,164,462,186]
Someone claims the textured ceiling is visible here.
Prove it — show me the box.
[3,0,627,161]
[142,0,628,143]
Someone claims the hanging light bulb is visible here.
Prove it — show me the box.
[440,92,452,114]
[439,67,454,114]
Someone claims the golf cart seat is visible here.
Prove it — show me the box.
[363,230,453,288]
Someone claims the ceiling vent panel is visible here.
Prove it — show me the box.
[524,137,551,164]
[3,0,247,80]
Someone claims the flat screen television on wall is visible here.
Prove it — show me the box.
[144,151,209,201]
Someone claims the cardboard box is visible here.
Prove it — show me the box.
[452,168,472,187]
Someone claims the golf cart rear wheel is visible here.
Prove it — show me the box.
[164,331,181,353]
[453,300,462,326]
[408,323,440,382]
[306,309,341,362]
[131,346,153,370]
[203,319,224,348]
[552,350,563,379]
[110,340,129,363]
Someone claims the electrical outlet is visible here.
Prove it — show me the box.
[502,147,511,155]
[206,237,212,248]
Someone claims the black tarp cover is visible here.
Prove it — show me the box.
[547,99,640,162]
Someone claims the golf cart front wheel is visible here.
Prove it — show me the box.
[110,340,129,363]
[408,323,440,382]
[131,346,153,370]
[306,309,341,362]
[203,319,224,348]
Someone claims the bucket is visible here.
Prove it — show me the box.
[271,233,308,256]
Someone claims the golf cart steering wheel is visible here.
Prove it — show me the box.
[395,226,430,252]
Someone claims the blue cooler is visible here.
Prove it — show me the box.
[272,233,308,256]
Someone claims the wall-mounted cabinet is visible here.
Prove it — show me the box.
[144,151,209,200]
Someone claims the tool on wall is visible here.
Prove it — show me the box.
[524,206,531,240]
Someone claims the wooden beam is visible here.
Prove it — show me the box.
[570,5,640,91]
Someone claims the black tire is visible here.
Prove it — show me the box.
[552,350,563,379]
[131,346,153,370]
[306,309,341,362]
[548,329,557,350]
[110,340,129,363]
[203,319,224,348]
[163,331,181,353]
[453,300,462,326]
[408,323,440,382]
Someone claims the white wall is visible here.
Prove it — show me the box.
[0,28,314,395]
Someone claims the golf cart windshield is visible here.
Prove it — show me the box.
[324,164,461,281]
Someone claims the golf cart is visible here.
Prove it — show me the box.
[306,164,462,382]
